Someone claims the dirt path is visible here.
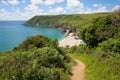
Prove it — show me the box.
[70,59,85,80]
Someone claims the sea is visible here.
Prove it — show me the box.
[0,21,65,52]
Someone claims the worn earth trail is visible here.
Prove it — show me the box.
[70,59,85,80]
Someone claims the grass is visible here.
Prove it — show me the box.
[71,53,120,80]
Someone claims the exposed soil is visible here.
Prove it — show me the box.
[70,59,85,80]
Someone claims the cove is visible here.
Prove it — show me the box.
[0,21,65,52]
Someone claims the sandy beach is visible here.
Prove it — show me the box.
[59,33,84,47]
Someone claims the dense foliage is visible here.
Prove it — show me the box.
[79,15,119,47]
[99,32,120,53]
[0,35,73,80]
[111,9,120,27]
[14,35,58,50]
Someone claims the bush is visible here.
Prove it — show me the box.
[99,32,120,53]
[0,47,71,80]
[15,35,58,50]
[70,44,90,54]
[80,15,119,47]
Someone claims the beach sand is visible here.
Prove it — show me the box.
[59,33,84,47]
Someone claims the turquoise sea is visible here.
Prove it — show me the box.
[0,21,65,52]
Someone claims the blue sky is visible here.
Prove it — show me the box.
[0,0,120,20]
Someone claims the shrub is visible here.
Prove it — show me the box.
[15,35,58,50]
[0,47,71,80]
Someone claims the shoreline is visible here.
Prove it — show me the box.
[59,32,84,48]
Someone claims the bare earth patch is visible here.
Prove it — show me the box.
[70,59,85,80]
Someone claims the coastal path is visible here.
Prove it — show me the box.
[70,59,85,80]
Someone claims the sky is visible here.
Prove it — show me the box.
[0,0,120,20]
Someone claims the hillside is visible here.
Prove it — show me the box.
[24,13,110,31]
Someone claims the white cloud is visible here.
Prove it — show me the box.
[80,8,92,14]
[30,0,64,6]
[1,1,8,5]
[0,7,45,20]
[25,4,38,11]
[92,4,108,13]
[22,0,26,3]
[96,6,107,12]
[8,0,19,5]
[66,0,84,11]
[31,0,43,5]
[112,5,120,11]
[65,1,108,14]
[0,0,111,20]
[0,9,11,20]
[25,4,45,19]
[78,4,108,14]
[49,6,65,14]
[93,4,101,7]
[49,6,52,9]
[24,8,45,19]
[24,0,44,17]
[44,0,64,6]
[0,9,5,12]
[0,9,8,16]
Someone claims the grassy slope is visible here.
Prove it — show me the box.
[25,13,110,30]
[71,52,120,80]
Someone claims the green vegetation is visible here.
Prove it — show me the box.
[0,35,73,80]
[79,15,119,47]
[43,9,120,80]
[99,32,120,53]
[25,13,109,31]
[71,50,120,80]
[0,9,120,80]
[79,9,120,49]
[14,35,58,50]
[68,9,120,80]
